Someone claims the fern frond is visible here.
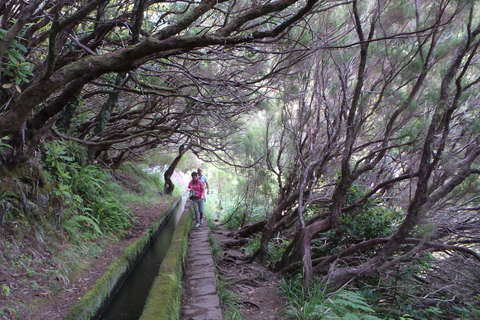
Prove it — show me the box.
[361,315,383,320]
[342,313,362,320]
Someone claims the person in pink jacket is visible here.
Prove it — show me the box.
[187,171,205,227]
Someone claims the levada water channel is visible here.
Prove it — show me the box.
[93,194,187,320]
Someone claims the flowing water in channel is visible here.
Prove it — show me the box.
[94,196,186,320]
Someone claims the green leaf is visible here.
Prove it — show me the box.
[2,69,14,77]
[7,51,18,63]
[362,315,383,320]
[14,43,27,52]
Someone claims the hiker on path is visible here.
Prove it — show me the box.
[197,167,209,200]
[188,171,205,227]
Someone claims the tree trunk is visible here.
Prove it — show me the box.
[5,123,26,165]
[228,220,267,238]
[257,192,299,263]
[275,216,331,274]
[164,144,188,195]
[87,72,127,163]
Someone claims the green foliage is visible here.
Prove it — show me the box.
[0,28,34,88]
[450,303,480,319]
[62,139,89,164]
[94,198,131,232]
[41,140,132,236]
[221,213,241,230]
[43,141,76,183]
[319,183,399,255]
[280,276,382,320]
[119,162,166,202]
[0,191,21,223]
[412,222,436,240]
[338,203,396,240]
[221,204,267,231]
[208,233,224,260]
[221,207,245,230]
[391,315,414,320]
[2,284,10,297]
[358,252,480,320]
[243,235,289,264]
[217,277,243,320]
[0,137,12,163]
[63,213,102,239]
[146,150,199,172]
[223,305,244,320]
[243,235,260,255]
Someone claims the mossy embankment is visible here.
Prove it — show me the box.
[64,196,182,320]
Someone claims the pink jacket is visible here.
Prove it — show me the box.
[188,179,205,199]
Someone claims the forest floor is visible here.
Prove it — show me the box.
[0,201,287,320]
[210,227,288,320]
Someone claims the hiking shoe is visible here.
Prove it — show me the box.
[200,219,204,225]
[195,223,200,228]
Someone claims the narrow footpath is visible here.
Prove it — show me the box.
[179,220,223,320]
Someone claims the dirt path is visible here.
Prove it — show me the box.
[212,228,287,320]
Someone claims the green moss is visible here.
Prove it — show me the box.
[139,200,193,320]
[64,196,177,320]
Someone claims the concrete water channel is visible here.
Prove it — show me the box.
[95,196,186,319]
[64,192,193,320]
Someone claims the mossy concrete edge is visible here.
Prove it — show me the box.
[64,196,179,320]
[139,202,193,320]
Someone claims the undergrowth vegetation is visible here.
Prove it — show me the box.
[208,233,243,320]
[0,139,168,319]
[280,276,385,320]
[217,277,243,320]
[42,140,134,236]
[212,177,480,319]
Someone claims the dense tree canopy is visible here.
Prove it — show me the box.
[2,0,480,318]
[0,0,327,166]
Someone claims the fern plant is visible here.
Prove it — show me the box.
[0,137,12,164]
[94,198,132,233]
[63,212,103,239]
[42,140,133,236]
[280,276,383,320]
[320,290,381,320]
[0,191,21,223]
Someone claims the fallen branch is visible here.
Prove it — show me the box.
[222,238,250,248]
[227,220,267,238]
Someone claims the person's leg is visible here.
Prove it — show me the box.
[192,200,200,225]
[199,199,205,223]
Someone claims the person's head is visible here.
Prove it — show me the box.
[191,171,198,181]
[197,167,203,175]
